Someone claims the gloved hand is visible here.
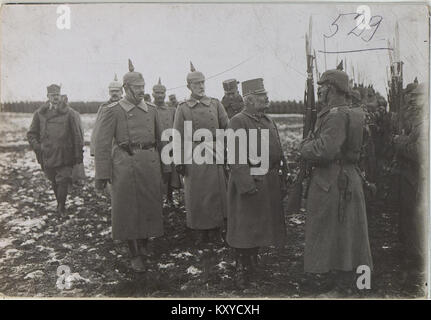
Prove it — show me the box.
[95,179,109,191]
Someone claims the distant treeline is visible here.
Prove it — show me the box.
[0,101,102,114]
[0,100,305,114]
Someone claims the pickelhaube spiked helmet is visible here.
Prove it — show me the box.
[410,83,426,96]
[404,82,418,95]
[317,69,350,94]
[123,59,145,86]
[186,61,205,84]
[153,77,166,93]
[109,74,123,90]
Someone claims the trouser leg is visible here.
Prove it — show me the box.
[52,166,73,215]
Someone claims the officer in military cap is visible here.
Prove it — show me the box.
[94,60,169,272]
[152,78,182,205]
[27,84,84,215]
[173,62,229,279]
[168,94,179,109]
[300,69,373,295]
[226,78,286,286]
[221,79,244,119]
[90,74,123,157]
[393,83,427,283]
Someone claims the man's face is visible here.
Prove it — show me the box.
[126,84,145,102]
[109,88,123,102]
[254,93,269,112]
[188,80,205,97]
[48,93,61,105]
[404,93,412,106]
[153,90,166,105]
[169,96,177,105]
[317,83,330,105]
[225,91,237,100]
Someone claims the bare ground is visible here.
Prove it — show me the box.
[0,112,426,298]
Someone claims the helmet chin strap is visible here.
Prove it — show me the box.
[126,84,140,105]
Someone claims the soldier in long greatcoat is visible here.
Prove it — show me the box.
[300,69,373,295]
[173,63,229,278]
[393,83,428,280]
[226,78,286,285]
[94,60,169,272]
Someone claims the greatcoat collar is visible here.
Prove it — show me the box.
[119,98,148,112]
[186,95,211,108]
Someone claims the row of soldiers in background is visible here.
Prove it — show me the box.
[391,80,427,280]
[143,77,244,119]
[88,60,286,284]
[143,91,179,110]
[350,76,428,284]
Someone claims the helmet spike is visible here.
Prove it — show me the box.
[114,73,118,81]
[128,59,134,72]
[158,77,162,85]
[190,61,196,72]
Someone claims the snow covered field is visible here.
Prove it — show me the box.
[0,112,418,298]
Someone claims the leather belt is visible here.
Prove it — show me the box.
[129,142,156,150]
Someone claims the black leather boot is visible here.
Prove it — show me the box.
[136,239,149,257]
[250,247,259,272]
[127,240,146,273]
[234,249,253,288]
[56,182,69,216]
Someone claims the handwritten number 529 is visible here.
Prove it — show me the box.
[324,12,383,42]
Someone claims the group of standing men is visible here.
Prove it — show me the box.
[86,60,287,282]
[27,59,426,295]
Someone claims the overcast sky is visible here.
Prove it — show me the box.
[1,2,429,102]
